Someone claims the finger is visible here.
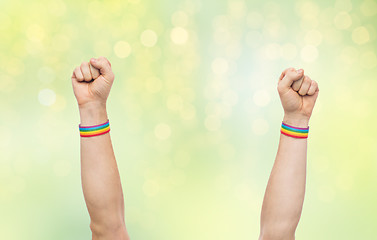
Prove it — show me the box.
[298,75,311,96]
[278,68,304,94]
[279,68,291,80]
[90,57,114,82]
[307,80,318,96]
[292,74,304,91]
[279,67,304,81]
[90,64,100,79]
[80,61,92,82]
[74,67,84,82]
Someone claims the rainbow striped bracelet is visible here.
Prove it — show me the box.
[79,120,110,138]
[281,122,309,139]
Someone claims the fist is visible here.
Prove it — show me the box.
[277,68,319,124]
[71,57,114,108]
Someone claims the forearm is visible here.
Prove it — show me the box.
[79,103,125,233]
[259,117,308,239]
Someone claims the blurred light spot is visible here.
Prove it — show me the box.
[339,46,359,65]
[38,89,56,106]
[245,31,263,48]
[212,58,229,75]
[140,29,158,47]
[169,169,186,186]
[143,180,159,197]
[154,123,171,140]
[205,115,221,131]
[222,89,238,106]
[304,30,323,46]
[334,12,352,29]
[48,0,66,16]
[246,12,263,29]
[280,43,297,60]
[252,118,269,135]
[235,183,252,201]
[54,160,72,177]
[253,90,270,107]
[94,40,112,56]
[318,185,335,202]
[167,94,183,111]
[180,104,196,120]
[322,28,343,45]
[301,45,318,62]
[296,1,320,18]
[229,0,247,18]
[52,95,67,112]
[226,43,242,59]
[170,27,189,45]
[172,11,188,27]
[264,43,281,60]
[145,76,162,93]
[174,152,191,168]
[214,29,230,46]
[26,24,45,42]
[52,34,71,52]
[264,20,286,39]
[360,51,377,69]
[335,0,353,12]
[352,26,370,45]
[38,67,55,83]
[360,0,377,16]
[114,41,131,58]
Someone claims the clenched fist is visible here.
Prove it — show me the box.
[71,57,114,108]
[71,57,114,125]
[278,68,319,127]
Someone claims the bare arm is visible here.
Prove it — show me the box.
[259,68,319,240]
[72,57,130,240]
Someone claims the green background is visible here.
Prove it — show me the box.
[0,0,377,239]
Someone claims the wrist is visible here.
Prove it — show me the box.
[79,102,108,126]
[283,114,310,128]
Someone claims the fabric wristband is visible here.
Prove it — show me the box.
[79,120,110,138]
[280,122,309,139]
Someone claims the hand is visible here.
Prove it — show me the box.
[71,57,114,109]
[277,68,319,126]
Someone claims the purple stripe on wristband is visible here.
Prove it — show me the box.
[282,122,309,130]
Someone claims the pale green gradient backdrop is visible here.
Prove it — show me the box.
[0,0,377,239]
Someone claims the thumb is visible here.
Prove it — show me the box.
[278,68,304,94]
[90,57,114,82]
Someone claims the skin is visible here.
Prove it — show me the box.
[71,57,130,240]
[259,68,319,240]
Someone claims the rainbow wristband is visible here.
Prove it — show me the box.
[281,122,309,139]
[79,120,110,138]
